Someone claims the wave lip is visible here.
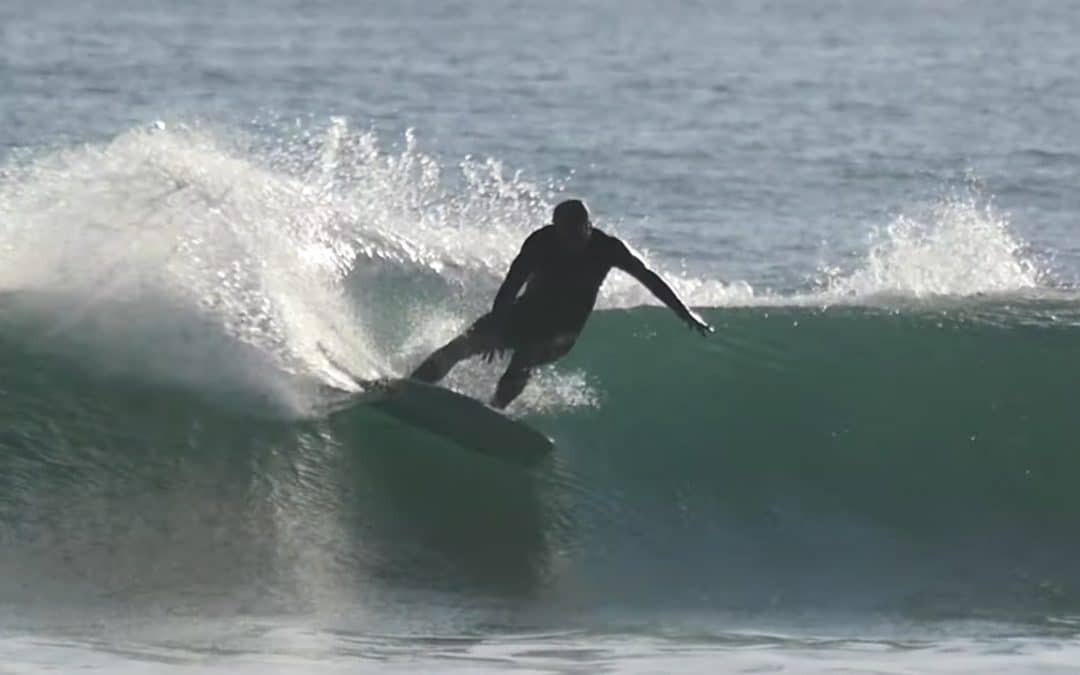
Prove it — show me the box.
[0,121,1064,416]
[816,192,1044,302]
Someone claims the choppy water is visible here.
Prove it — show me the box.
[2,1,1080,672]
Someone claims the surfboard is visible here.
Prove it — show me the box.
[327,378,554,465]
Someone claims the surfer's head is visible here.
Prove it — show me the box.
[553,199,592,253]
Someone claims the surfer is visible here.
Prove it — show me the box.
[412,199,714,408]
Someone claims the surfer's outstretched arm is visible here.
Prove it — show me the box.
[611,239,713,335]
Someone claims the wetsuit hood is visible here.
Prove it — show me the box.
[552,199,592,253]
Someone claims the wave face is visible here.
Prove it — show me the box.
[2,304,1078,623]
[0,123,1078,625]
[552,304,1080,610]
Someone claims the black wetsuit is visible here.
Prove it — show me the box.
[474,225,640,356]
[412,224,701,407]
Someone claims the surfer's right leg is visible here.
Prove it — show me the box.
[411,313,504,383]
[410,335,474,383]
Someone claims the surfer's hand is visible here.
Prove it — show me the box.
[481,347,507,363]
[687,312,714,336]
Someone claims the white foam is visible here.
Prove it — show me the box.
[0,123,377,415]
[0,121,608,415]
[816,192,1044,301]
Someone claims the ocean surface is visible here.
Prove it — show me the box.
[2,1,1080,672]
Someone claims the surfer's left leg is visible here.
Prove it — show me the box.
[490,333,577,409]
[492,351,533,409]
